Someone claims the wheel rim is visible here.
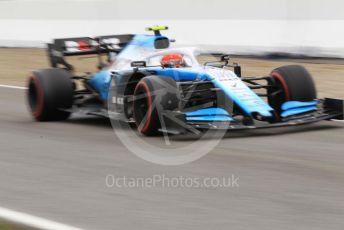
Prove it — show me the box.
[268,72,290,112]
[28,79,38,112]
[28,76,44,119]
[133,83,152,133]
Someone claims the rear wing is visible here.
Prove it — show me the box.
[47,34,134,70]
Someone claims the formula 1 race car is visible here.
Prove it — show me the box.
[27,26,344,135]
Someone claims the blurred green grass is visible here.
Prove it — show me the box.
[0,223,24,230]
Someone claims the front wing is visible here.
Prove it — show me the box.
[159,98,344,134]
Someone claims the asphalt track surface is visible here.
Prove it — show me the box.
[1,86,344,230]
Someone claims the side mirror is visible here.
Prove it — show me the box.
[131,61,146,68]
[220,54,230,62]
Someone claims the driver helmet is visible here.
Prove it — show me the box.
[160,53,186,68]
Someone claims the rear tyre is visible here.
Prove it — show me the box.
[268,65,317,113]
[27,68,73,121]
[133,76,179,136]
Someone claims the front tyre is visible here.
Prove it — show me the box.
[268,65,317,114]
[27,68,73,121]
[133,76,179,136]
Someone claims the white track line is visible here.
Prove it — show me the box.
[0,206,85,230]
[331,119,344,123]
[0,84,85,229]
[0,84,27,90]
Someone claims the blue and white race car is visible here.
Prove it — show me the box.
[27,26,344,135]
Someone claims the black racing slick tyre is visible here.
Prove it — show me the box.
[133,76,179,136]
[268,65,317,113]
[27,68,73,121]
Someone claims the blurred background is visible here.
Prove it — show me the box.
[1,0,344,57]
